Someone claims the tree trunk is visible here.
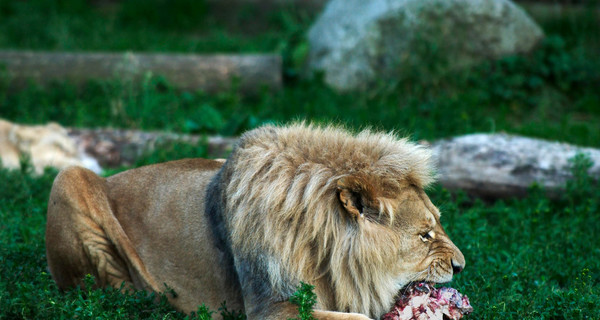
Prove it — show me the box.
[0,51,281,93]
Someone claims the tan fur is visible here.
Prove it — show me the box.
[46,123,464,320]
[0,119,100,174]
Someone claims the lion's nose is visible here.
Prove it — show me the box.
[451,259,464,274]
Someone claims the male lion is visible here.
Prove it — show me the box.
[46,123,465,319]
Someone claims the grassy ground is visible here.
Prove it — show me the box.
[1,155,598,319]
[0,1,599,319]
[0,0,310,52]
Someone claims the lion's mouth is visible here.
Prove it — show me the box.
[382,282,472,320]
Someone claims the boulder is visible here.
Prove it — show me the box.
[431,134,600,198]
[307,0,545,91]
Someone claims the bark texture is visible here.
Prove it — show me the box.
[431,134,600,198]
[68,128,236,168]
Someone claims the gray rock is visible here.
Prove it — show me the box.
[307,0,545,91]
[431,134,600,198]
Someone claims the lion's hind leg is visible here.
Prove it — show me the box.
[45,166,159,293]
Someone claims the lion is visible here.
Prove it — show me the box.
[0,118,101,174]
[46,123,465,319]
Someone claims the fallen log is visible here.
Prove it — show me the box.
[0,51,281,93]
[67,128,237,168]
[2,124,592,198]
[431,134,600,199]
[67,130,600,199]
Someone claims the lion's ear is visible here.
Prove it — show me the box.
[336,176,376,220]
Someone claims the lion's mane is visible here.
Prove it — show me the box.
[208,123,434,317]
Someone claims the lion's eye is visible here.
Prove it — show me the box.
[419,231,435,242]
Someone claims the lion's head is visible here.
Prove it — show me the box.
[220,123,465,318]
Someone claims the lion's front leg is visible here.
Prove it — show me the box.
[247,301,372,320]
[313,309,373,320]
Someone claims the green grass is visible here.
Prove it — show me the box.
[0,0,311,53]
[289,282,318,320]
[1,154,598,319]
[432,156,600,319]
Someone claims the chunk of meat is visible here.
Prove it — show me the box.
[381,282,473,320]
